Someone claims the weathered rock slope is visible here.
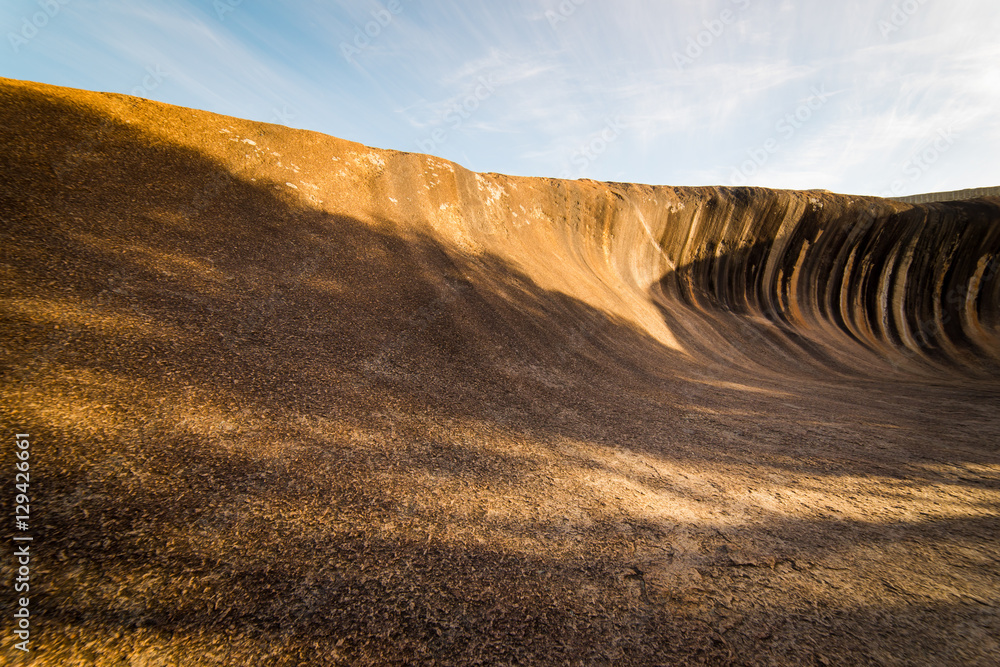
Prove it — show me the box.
[2,78,999,665]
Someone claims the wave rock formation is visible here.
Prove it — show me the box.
[2,78,999,665]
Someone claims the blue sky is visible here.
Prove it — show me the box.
[3,0,998,196]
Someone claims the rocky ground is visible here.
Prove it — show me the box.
[2,78,999,665]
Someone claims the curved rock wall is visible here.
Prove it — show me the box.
[2,77,998,382]
[4,78,1000,666]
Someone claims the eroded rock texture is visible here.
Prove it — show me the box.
[2,78,999,666]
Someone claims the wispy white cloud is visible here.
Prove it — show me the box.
[2,0,997,193]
